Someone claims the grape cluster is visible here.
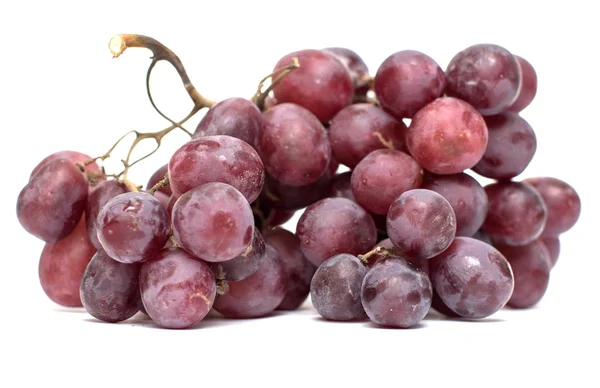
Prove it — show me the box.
[17,40,581,329]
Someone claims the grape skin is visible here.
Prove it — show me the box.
[146,164,172,196]
[80,249,141,323]
[85,180,128,249]
[367,238,430,276]
[18,158,89,242]
[140,248,216,329]
[209,227,265,282]
[172,183,254,262]
[296,197,377,267]
[30,150,101,179]
[541,236,560,268]
[508,56,538,113]
[323,47,370,97]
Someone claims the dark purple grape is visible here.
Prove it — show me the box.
[446,44,521,115]
[18,158,88,242]
[387,189,456,260]
[85,180,128,249]
[367,238,430,276]
[472,113,536,180]
[193,97,262,147]
[351,149,423,215]
[172,183,254,262]
[168,135,264,202]
[80,249,141,323]
[214,245,286,318]
[30,150,101,179]
[310,254,367,321]
[508,56,537,113]
[264,228,317,310]
[272,49,353,123]
[540,236,560,268]
[361,258,432,328]
[421,173,488,236]
[323,47,370,96]
[210,227,265,281]
[259,103,331,186]
[407,97,488,175]
[374,50,446,119]
[39,216,97,307]
[430,237,514,319]
[146,164,172,196]
[524,177,581,237]
[496,240,551,309]
[259,170,332,211]
[328,171,355,201]
[140,248,216,329]
[328,104,407,168]
[97,192,170,264]
[482,182,547,246]
[297,197,377,267]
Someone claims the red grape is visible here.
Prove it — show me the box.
[328,171,355,201]
[85,180,129,249]
[323,47,370,97]
[508,56,537,113]
[146,164,172,196]
[30,150,100,179]
[540,236,560,268]
[209,227,265,281]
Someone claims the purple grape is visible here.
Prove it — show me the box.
[97,192,170,264]
[310,254,367,321]
[472,113,537,180]
[272,49,353,123]
[18,158,88,242]
[168,135,264,202]
[140,248,216,329]
[351,149,423,215]
[361,258,432,328]
[540,237,560,268]
[524,177,581,237]
[80,249,141,323]
[214,245,286,318]
[421,173,488,236]
[406,97,488,175]
[39,217,97,307]
[209,227,265,281]
[482,182,547,246]
[446,44,521,115]
[259,103,331,186]
[85,180,129,249]
[259,170,332,211]
[146,164,172,196]
[264,228,317,310]
[508,56,537,113]
[374,50,446,119]
[193,97,262,147]
[323,47,370,97]
[430,237,514,319]
[328,104,407,168]
[30,150,101,179]
[431,290,461,317]
[328,171,355,201]
[172,182,254,262]
[387,189,456,260]
[297,197,377,267]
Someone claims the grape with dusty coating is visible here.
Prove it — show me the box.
[209,227,265,281]
[146,164,172,196]
[86,180,128,249]
[508,56,537,113]
[30,150,101,179]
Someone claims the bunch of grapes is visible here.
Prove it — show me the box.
[16,35,581,329]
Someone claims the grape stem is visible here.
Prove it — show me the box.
[251,57,300,111]
[358,246,395,265]
[148,174,170,195]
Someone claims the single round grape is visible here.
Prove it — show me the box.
[361,258,432,328]
[140,248,216,329]
[297,197,377,266]
[508,56,537,113]
[172,182,254,262]
[430,237,514,318]
[210,227,265,281]
[482,182,547,246]
[214,245,286,318]
[323,47,370,97]
[329,104,407,168]
[264,228,317,310]
[30,150,101,179]
[367,238,430,276]
[80,249,141,323]
[259,103,331,186]
[259,170,332,211]
[328,171,355,201]
[18,158,88,242]
[39,216,97,307]
[421,173,488,236]
[407,97,488,175]
[472,113,537,180]
[168,135,264,202]
[351,149,423,214]
[540,236,560,268]
[97,192,170,264]
[310,254,367,321]
[524,177,581,237]
[387,189,456,260]
[496,240,551,309]
[446,44,521,115]
[146,164,172,196]
[85,180,129,249]
[374,50,446,119]
[193,97,262,147]
[272,49,354,123]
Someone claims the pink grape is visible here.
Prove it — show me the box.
[30,150,100,179]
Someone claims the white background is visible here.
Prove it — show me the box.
[1,1,598,387]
